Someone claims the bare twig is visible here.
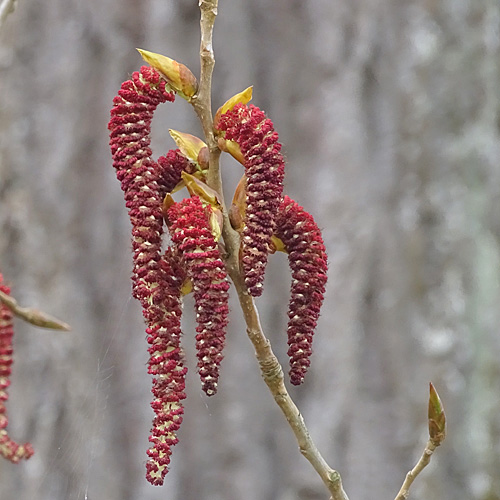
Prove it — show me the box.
[394,439,438,500]
[192,3,348,499]
[0,290,71,331]
[395,384,446,500]
[0,0,17,29]
[192,0,220,191]
[231,272,349,500]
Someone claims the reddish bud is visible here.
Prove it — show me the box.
[197,146,209,170]
[229,175,247,232]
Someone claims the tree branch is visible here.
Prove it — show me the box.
[192,3,349,499]
[0,290,71,331]
[394,439,438,500]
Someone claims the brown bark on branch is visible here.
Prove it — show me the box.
[394,440,438,500]
[192,2,348,499]
[0,290,71,331]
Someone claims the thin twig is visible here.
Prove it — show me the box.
[192,0,220,191]
[231,271,349,500]
[0,0,17,29]
[394,439,438,500]
[192,3,348,499]
[0,290,71,331]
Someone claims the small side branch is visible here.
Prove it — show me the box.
[395,384,446,500]
[394,439,437,500]
[0,290,71,331]
[0,0,17,29]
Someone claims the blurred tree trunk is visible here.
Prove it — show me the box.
[0,1,499,499]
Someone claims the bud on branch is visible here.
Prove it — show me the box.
[428,382,446,445]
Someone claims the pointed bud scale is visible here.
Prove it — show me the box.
[217,138,246,165]
[181,172,222,210]
[169,130,207,167]
[163,194,176,218]
[167,197,230,396]
[216,103,285,296]
[428,382,446,445]
[275,196,328,385]
[0,274,33,463]
[137,48,198,98]
[208,209,224,243]
[214,86,253,127]
[181,278,193,296]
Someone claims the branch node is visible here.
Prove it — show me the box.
[258,345,284,383]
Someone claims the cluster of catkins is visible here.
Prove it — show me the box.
[108,50,328,486]
[0,274,34,464]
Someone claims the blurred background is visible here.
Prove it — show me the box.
[1,1,500,499]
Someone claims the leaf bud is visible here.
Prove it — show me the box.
[229,175,247,232]
[428,382,446,445]
[137,48,198,98]
[169,130,207,167]
[181,172,221,209]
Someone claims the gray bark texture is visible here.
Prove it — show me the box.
[1,1,499,499]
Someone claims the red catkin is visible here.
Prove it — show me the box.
[109,67,187,486]
[167,197,230,396]
[144,249,187,486]
[216,103,285,297]
[275,196,328,385]
[158,149,196,195]
[108,65,175,305]
[0,274,34,463]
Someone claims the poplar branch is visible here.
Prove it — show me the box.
[394,439,438,500]
[192,0,221,191]
[0,290,71,331]
[193,3,349,499]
